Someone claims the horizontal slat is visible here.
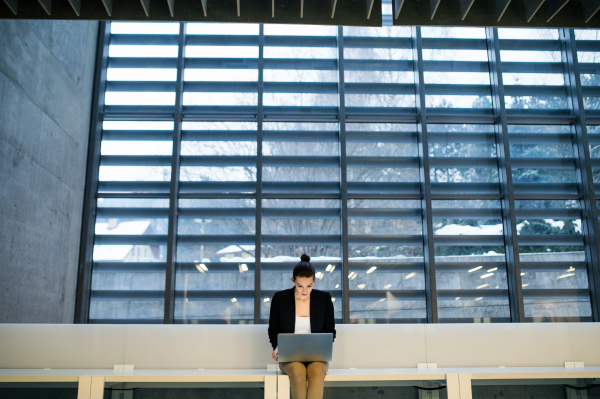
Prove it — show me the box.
[264,82,337,94]
[511,157,575,169]
[514,208,581,219]
[102,130,173,141]
[108,57,178,69]
[429,157,498,168]
[176,290,255,300]
[499,39,561,51]
[264,35,336,47]
[186,35,259,46]
[428,132,495,144]
[502,62,564,74]
[348,290,425,300]
[518,235,584,246]
[106,81,175,92]
[98,181,171,193]
[177,235,255,244]
[422,38,487,50]
[346,132,416,143]
[186,58,260,69]
[263,156,339,167]
[346,157,419,168]
[347,182,421,196]
[348,262,423,272]
[348,235,423,246]
[575,40,600,52]
[504,85,567,97]
[508,133,573,145]
[181,155,256,167]
[94,234,167,245]
[262,208,340,219]
[177,262,256,273]
[434,235,504,246]
[431,182,501,197]
[262,182,340,195]
[432,208,500,219]
[437,289,508,300]
[179,181,256,194]
[91,290,164,301]
[182,130,257,142]
[101,155,171,166]
[344,36,411,49]
[262,235,341,245]
[96,207,169,218]
[264,131,339,142]
[521,289,590,299]
[111,34,179,46]
[424,60,489,73]
[512,182,580,199]
[345,59,413,72]
[425,84,490,96]
[184,81,258,93]
[347,209,421,219]
[520,261,587,271]
[436,262,506,271]
[178,208,255,218]
[346,83,414,95]
[92,262,167,273]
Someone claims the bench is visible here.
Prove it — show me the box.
[1,323,599,399]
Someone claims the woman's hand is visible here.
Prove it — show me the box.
[272,347,278,361]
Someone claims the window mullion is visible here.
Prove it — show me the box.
[412,26,438,323]
[255,24,265,324]
[485,27,524,323]
[164,22,186,324]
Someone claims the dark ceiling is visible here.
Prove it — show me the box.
[1,0,600,28]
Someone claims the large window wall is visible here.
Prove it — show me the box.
[77,22,600,324]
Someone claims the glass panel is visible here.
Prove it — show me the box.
[575,29,600,110]
[499,28,567,110]
[90,198,169,323]
[348,199,426,323]
[175,198,256,324]
[260,199,342,322]
[516,200,592,322]
[422,27,491,110]
[433,200,510,323]
[0,382,79,399]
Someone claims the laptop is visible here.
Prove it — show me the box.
[277,333,334,363]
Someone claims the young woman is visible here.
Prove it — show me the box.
[268,254,336,399]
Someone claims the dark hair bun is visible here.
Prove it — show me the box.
[300,254,310,262]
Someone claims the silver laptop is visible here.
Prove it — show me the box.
[277,333,333,363]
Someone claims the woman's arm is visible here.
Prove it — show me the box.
[267,291,280,350]
[324,292,336,341]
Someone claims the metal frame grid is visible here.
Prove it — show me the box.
[76,22,600,324]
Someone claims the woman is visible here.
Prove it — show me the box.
[268,254,336,399]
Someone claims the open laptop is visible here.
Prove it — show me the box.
[277,333,333,363]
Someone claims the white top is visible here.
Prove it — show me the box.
[294,316,311,334]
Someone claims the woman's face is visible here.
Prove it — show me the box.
[294,276,314,298]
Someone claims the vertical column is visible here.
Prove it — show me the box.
[255,24,265,324]
[75,22,111,324]
[337,26,350,324]
[77,376,92,399]
[485,27,524,322]
[412,26,438,323]
[164,22,187,324]
[561,28,600,321]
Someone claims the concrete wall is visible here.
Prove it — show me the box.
[0,20,98,323]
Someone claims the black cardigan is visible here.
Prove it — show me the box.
[268,288,336,350]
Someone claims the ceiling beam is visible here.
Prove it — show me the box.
[67,0,80,15]
[101,0,112,15]
[524,0,544,22]
[496,0,512,21]
[37,0,51,15]
[583,0,600,23]
[546,0,570,22]
[3,0,17,14]
[431,0,441,19]
[367,0,375,18]
[460,0,476,20]
[394,0,405,18]
[140,0,150,16]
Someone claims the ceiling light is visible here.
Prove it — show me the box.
[468,266,482,273]
[263,298,270,302]
[357,284,366,289]
[487,267,498,272]
[474,297,483,301]
[326,264,332,272]
[477,283,489,289]
[231,298,237,303]
[405,272,416,280]
[480,273,494,279]
[384,284,392,289]
[366,266,377,274]
[557,273,575,279]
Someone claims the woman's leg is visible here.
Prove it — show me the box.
[306,361,329,399]
[279,361,308,399]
